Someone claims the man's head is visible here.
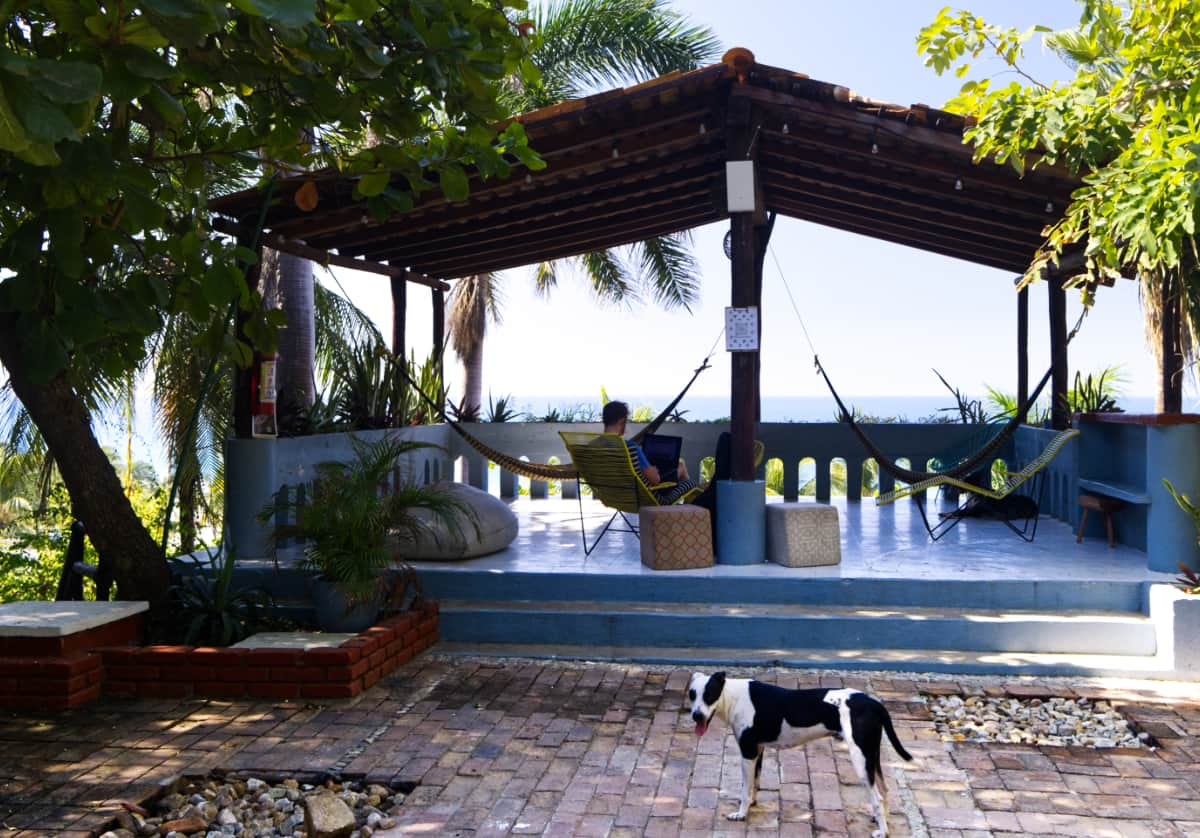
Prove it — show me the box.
[602,400,630,432]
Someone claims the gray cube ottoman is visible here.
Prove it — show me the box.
[765,502,841,567]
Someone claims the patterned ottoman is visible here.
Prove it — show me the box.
[639,504,714,570]
[765,502,841,567]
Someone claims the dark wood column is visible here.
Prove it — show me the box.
[233,231,266,439]
[390,268,407,358]
[1016,277,1029,424]
[1048,273,1069,430]
[432,287,445,386]
[725,85,761,481]
[1160,268,1183,413]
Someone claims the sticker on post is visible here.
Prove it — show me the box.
[725,307,759,351]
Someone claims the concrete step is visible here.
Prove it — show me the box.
[433,641,1173,679]
[418,569,1148,613]
[438,599,1157,656]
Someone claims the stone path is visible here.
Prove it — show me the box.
[1,655,1198,836]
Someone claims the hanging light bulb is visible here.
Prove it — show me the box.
[1045,201,1054,213]
[955,177,963,191]
[699,122,706,134]
[871,142,878,155]
[611,146,619,159]
[525,173,532,184]
[782,123,789,134]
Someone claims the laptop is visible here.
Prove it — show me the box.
[640,433,683,477]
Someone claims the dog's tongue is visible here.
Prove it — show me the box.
[694,719,708,736]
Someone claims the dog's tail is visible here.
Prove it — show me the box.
[878,702,913,762]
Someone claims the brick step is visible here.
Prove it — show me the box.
[438,599,1157,656]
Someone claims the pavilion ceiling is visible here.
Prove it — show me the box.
[209,50,1081,280]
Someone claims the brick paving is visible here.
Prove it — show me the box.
[1,655,1198,836]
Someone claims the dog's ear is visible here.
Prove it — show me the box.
[703,671,725,706]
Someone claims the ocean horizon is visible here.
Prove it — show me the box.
[505,393,1161,423]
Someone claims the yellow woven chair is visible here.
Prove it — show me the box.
[559,431,705,555]
[877,428,1079,542]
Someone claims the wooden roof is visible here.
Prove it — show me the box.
[209,49,1080,279]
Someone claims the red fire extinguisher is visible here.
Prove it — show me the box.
[250,352,278,438]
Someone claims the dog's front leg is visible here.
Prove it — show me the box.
[727,757,756,821]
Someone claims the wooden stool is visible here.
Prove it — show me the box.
[1077,493,1125,548]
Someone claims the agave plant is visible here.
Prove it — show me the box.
[169,545,272,647]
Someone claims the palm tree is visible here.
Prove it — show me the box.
[447,0,720,418]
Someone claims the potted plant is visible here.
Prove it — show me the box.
[265,434,472,632]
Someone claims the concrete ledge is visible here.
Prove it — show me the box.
[0,601,149,637]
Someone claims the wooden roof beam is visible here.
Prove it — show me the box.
[769,196,1034,269]
[759,138,1068,220]
[765,173,1041,247]
[412,206,718,278]
[315,143,726,254]
[210,217,450,290]
[263,107,721,242]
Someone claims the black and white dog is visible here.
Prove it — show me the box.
[687,671,913,836]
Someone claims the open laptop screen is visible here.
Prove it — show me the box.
[640,433,683,474]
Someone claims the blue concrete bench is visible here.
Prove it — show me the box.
[1077,479,1152,505]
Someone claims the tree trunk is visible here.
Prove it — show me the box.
[273,250,315,416]
[461,341,484,420]
[0,317,170,620]
[177,449,199,555]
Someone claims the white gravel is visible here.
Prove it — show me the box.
[100,775,408,838]
[927,693,1151,748]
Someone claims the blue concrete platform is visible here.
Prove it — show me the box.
[234,496,1187,678]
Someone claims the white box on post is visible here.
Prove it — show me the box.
[725,160,757,213]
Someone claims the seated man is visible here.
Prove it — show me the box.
[602,400,703,505]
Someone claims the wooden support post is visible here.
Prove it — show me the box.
[752,213,776,424]
[726,93,760,482]
[1016,277,1029,424]
[432,287,446,387]
[1048,274,1069,430]
[233,233,266,439]
[730,214,758,481]
[1160,268,1183,413]
[390,268,407,359]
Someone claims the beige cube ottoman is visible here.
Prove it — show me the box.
[766,502,841,567]
[639,504,714,570]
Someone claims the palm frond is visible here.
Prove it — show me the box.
[633,232,700,312]
[314,278,384,388]
[533,261,558,297]
[580,249,636,305]
[516,0,721,110]
[447,275,500,358]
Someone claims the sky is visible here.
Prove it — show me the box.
[327,0,1170,414]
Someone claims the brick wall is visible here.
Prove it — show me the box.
[99,602,439,700]
[0,613,144,710]
[0,603,438,710]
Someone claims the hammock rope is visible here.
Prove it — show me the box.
[770,244,1088,485]
[399,338,721,482]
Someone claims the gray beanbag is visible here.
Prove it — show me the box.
[403,482,518,560]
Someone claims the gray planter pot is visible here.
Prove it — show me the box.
[310,577,380,633]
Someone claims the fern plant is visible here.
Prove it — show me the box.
[264,435,473,605]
